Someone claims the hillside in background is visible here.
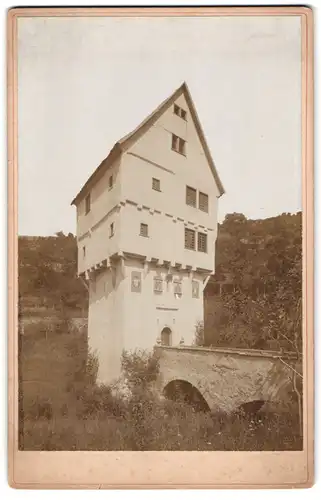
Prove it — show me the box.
[215,211,302,286]
[19,232,88,316]
[205,211,302,351]
[19,211,302,351]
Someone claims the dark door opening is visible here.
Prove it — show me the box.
[161,327,172,346]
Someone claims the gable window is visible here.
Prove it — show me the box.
[110,222,114,238]
[109,174,113,190]
[152,177,161,191]
[174,104,187,121]
[172,134,186,155]
[140,223,148,237]
[198,232,207,253]
[186,186,197,208]
[199,192,209,213]
[154,277,163,294]
[185,228,195,250]
[85,193,91,214]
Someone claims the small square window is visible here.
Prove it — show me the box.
[185,228,195,250]
[154,277,163,293]
[192,280,199,298]
[85,194,91,214]
[140,223,148,237]
[109,175,113,190]
[199,192,209,212]
[110,222,114,238]
[198,232,207,253]
[152,178,161,191]
[186,186,197,208]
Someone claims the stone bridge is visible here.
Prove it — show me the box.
[154,345,302,414]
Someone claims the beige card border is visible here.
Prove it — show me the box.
[7,6,314,489]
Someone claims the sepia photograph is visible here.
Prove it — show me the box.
[8,5,314,489]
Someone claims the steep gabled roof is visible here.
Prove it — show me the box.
[71,82,225,206]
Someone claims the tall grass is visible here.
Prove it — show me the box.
[19,325,302,451]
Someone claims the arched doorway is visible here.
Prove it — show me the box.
[163,379,210,412]
[161,327,172,346]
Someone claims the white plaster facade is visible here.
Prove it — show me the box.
[72,82,224,385]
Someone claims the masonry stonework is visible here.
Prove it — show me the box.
[156,346,300,413]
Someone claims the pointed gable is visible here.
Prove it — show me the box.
[71,82,224,206]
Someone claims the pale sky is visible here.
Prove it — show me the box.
[18,15,302,236]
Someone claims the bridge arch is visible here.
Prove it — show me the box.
[163,379,210,412]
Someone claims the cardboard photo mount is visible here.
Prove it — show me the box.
[7,6,314,489]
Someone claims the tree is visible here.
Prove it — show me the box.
[205,212,302,351]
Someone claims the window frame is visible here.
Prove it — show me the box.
[198,231,208,253]
[180,108,187,120]
[173,280,183,297]
[140,223,149,238]
[199,191,209,213]
[184,228,196,250]
[192,280,199,299]
[131,271,142,293]
[171,133,186,156]
[186,186,197,208]
[173,104,187,121]
[152,177,161,192]
[173,104,180,116]
[153,277,163,294]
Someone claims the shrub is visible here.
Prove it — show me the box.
[121,349,159,391]
[84,350,99,387]
[193,321,205,346]
[75,385,126,419]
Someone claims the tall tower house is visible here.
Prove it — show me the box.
[71,83,224,385]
